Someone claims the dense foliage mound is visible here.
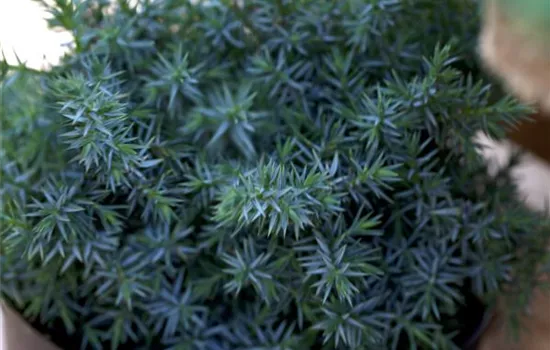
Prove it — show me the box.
[2,0,550,349]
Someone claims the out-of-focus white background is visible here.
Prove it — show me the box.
[0,0,72,69]
[0,0,550,207]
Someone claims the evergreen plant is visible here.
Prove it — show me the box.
[2,0,550,349]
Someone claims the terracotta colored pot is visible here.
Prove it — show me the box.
[479,0,550,113]
[476,274,550,350]
[0,302,59,350]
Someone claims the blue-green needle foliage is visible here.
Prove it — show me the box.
[2,0,550,349]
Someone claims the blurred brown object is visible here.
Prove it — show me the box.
[0,302,59,350]
[507,111,550,164]
[477,273,550,350]
[479,0,550,113]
